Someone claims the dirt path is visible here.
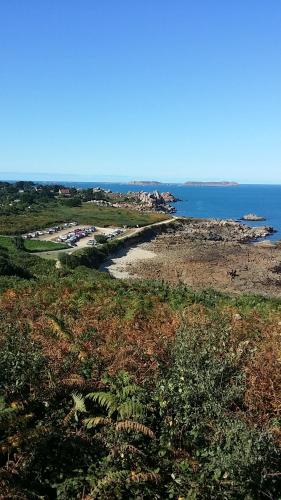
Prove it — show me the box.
[38,218,174,262]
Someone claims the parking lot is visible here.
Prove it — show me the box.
[23,223,126,249]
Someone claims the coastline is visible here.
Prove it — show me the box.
[100,217,281,297]
[42,182,281,241]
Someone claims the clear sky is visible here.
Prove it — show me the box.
[0,1,281,183]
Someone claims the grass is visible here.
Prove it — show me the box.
[0,235,15,250]
[24,239,68,252]
[0,235,68,253]
[0,202,169,235]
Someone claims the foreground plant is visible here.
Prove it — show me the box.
[59,372,159,498]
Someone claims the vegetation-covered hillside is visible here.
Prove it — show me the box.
[0,242,281,498]
[0,181,168,234]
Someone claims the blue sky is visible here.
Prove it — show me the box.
[0,1,281,183]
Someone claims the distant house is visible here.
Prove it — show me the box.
[59,188,71,196]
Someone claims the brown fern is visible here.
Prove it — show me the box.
[83,416,113,428]
[115,420,155,438]
[90,470,129,498]
[129,471,161,483]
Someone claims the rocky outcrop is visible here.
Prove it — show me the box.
[241,213,266,221]
[175,219,275,243]
[137,190,177,213]
[161,192,178,203]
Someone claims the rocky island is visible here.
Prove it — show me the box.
[128,180,163,185]
[241,213,266,221]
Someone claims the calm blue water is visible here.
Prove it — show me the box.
[45,181,281,241]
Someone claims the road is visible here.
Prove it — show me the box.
[37,217,177,261]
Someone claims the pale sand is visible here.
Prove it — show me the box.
[101,244,156,279]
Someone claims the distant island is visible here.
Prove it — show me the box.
[129,180,240,186]
[184,181,239,187]
[129,180,163,185]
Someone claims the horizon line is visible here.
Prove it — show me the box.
[2,177,281,186]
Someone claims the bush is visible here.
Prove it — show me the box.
[0,249,31,278]
[13,236,25,251]
[95,234,108,244]
[62,197,82,207]
[155,323,281,498]
[0,327,48,398]
[59,246,108,269]
[59,238,128,271]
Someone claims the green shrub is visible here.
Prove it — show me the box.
[155,323,281,498]
[0,327,47,398]
[95,234,108,244]
[0,248,32,279]
[13,235,25,250]
[62,197,82,207]
[59,246,107,269]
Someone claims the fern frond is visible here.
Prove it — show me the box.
[72,392,86,413]
[129,471,161,484]
[115,420,155,438]
[62,373,86,386]
[83,416,112,429]
[90,470,130,498]
[46,314,72,341]
[70,429,93,443]
[64,392,86,423]
[85,392,117,414]
[119,401,144,419]
[121,383,139,398]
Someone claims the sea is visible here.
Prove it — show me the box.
[44,182,281,241]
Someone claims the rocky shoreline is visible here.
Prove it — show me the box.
[102,217,281,296]
[170,218,275,243]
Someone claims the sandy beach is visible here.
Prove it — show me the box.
[100,244,156,279]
